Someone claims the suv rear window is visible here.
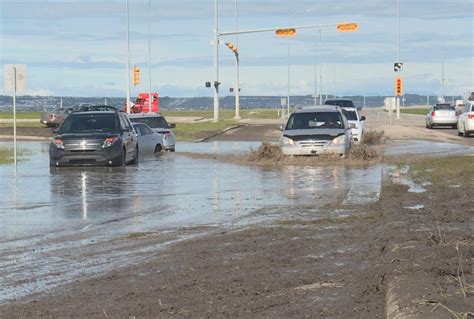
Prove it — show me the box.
[434,105,455,111]
[129,116,169,129]
[324,100,355,108]
[286,112,345,130]
[60,113,118,133]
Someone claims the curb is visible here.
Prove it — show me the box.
[194,124,246,143]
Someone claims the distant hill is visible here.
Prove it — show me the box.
[0,94,461,112]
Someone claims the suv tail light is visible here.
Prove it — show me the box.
[468,114,474,119]
[431,111,436,117]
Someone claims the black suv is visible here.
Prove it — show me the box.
[324,99,356,109]
[49,111,138,167]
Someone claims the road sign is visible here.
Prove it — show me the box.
[275,28,297,37]
[3,64,27,93]
[394,62,403,72]
[337,23,359,32]
[395,77,403,96]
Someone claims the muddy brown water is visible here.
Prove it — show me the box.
[0,139,472,304]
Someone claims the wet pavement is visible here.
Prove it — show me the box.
[0,139,472,304]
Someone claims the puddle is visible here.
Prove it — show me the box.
[404,204,425,210]
[388,165,427,193]
[385,140,474,157]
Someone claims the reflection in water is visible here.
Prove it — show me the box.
[81,171,87,220]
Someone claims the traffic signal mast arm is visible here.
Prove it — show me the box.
[218,22,357,36]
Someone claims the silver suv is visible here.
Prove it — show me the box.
[128,113,176,151]
[279,106,352,157]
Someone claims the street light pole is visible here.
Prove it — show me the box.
[233,0,241,120]
[125,0,131,114]
[287,37,290,117]
[319,29,323,105]
[313,29,318,106]
[396,0,401,119]
[148,0,152,113]
[213,0,220,122]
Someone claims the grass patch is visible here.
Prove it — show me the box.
[0,148,33,165]
[384,108,428,116]
[0,112,42,119]
[162,108,281,120]
[409,156,474,188]
[173,120,238,141]
[0,122,45,128]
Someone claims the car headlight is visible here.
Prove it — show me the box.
[332,135,346,144]
[53,138,64,149]
[102,136,119,148]
[280,136,294,145]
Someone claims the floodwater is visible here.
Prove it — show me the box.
[0,139,471,304]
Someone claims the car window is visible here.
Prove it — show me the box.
[129,116,169,128]
[143,125,154,135]
[325,100,355,108]
[434,105,454,111]
[60,114,118,133]
[341,109,358,121]
[119,114,131,130]
[286,112,344,130]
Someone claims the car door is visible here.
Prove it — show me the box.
[138,124,154,153]
[119,113,136,160]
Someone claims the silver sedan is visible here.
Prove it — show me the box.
[132,123,164,154]
[425,104,458,129]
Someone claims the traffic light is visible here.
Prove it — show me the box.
[205,81,211,88]
[275,28,297,37]
[133,66,140,86]
[225,42,238,54]
[230,88,234,93]
[395,77,403,96]
[336,23,359,33]
[394,62,403,72]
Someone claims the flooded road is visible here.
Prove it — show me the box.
[0,141,383,303]
[1,139,472,304]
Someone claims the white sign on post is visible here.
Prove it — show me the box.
[3,64,27,93]
[3,64,27,173]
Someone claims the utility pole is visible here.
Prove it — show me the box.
[287,38,290,117]
[313,29,318,106]
[396,0,401,119]
[148,0,152,113]
[319,29,323,105]
[233,0,241,120]
[213,0,220,122]
[125,0,131,114]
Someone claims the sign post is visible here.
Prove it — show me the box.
[3,64,27,173]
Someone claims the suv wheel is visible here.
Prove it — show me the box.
[154,144,162,153]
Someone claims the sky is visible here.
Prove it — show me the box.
[0,0,473,97]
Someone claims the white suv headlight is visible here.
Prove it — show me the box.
[280,136,294,145]
[332,135,346,144]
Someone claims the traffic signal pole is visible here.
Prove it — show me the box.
[213,0,220,122]
[396,0,401,120]
[125,0,131,114]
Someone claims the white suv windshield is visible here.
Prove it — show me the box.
[286,112,344,130]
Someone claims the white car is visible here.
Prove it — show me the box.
[132,123,164,153]
[457,101,474,137]
[129,113,176,151]
[341,107,365,143]
[425,104,458,129]
[279,106,352,157]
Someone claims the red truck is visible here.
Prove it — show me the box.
[128,92,159,113]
